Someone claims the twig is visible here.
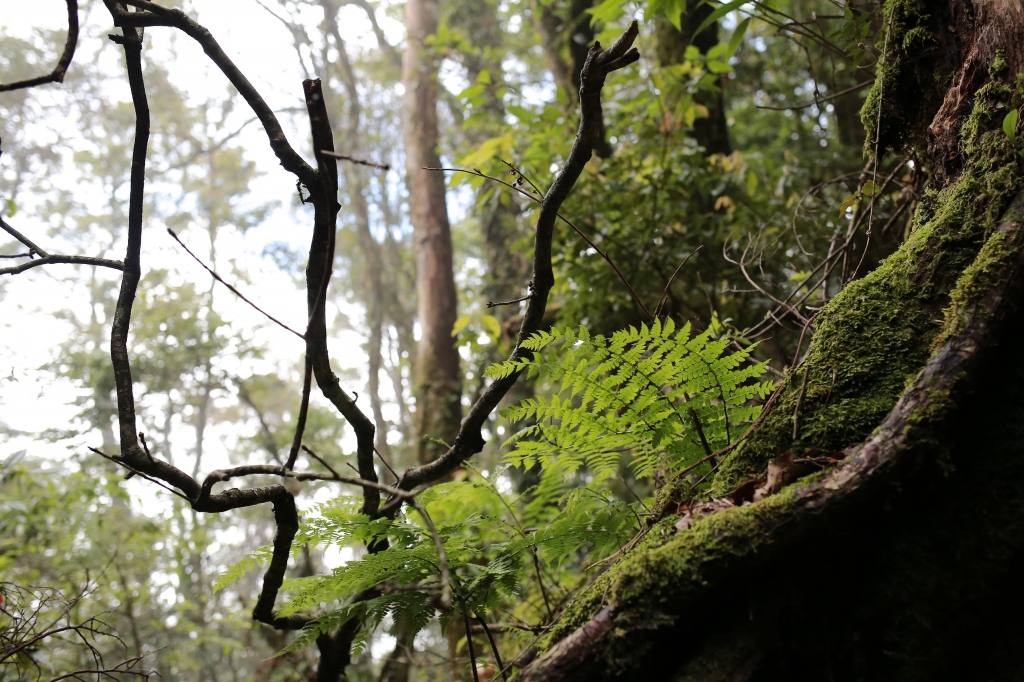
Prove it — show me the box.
[488,295,531,308]
[688,407,715,463]
[460,593,482,682]
[89,448,190,501]
[167,228,305,340]
[616,474,651,513]
[301,444,342,479]
[756,79,873,111]
[427,165,653,321]
[790,312,820,371]
[411,498,451,611]
[0,216,48,257]
[319,149,390,171]
[374,446,400,480]
[654,246,702,318]
[667,379,789,484]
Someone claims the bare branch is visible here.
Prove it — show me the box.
[0,0,79,92]
[108,0,318,187]
[0,254,124,276]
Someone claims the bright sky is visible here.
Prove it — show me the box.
[0,1,408,499]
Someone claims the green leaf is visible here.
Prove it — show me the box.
[861,180,880,197]
[839,194,857,215]
[691,0,746,40]
[481,314,502,343]
[585,0,628,27]
[1004,109,1019,144]
[727,17,751,58]
[451,314,471,338]
[5,198,15,218]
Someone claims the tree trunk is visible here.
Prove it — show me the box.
[515,2,1024,679]
[402,0,463,466]
[654,0,731,156]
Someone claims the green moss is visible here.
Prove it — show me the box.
[528,29,1024,677]
[860,0,945,158]
[709,56,1024,495]
[531,483,824,679]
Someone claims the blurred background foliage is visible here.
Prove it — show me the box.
[0,0,915,679]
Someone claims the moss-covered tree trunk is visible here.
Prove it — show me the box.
[515,2,1024,680]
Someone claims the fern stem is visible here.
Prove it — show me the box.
[459,593,482,682]
[688,408,715,464]
[474,612,509,682]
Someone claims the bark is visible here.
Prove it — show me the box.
[515,2,1024,680]
[402,0,463,465]
[654,0,730,156]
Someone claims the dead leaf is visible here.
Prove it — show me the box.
[754,451,795,502]
[674,498,733,531]
[728,478,763,506]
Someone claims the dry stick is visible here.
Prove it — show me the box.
[688,407,715,462]
[319,149,390,171]
[488,295,531,308]
[374,446,400,480]
[459,593,482,682]
[1,216,124,272]
[667,379,789,484]
[411,498,452,612]
[167,228,305,340]
[93,3,343,644]
[303,78,380,518]
[190,456,450,609]
[0,0,79,92]
[301,444,342,479]
[425,165,654,322]
[654,245,703,318]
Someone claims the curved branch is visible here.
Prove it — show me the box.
[389,22,641,499]
[0,0,79,92]
[109,0,317,187]
[300,78,381,517]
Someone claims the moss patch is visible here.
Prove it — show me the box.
[709,56,1024,495]
[526,44,1024,679]
[859,0,955,159]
